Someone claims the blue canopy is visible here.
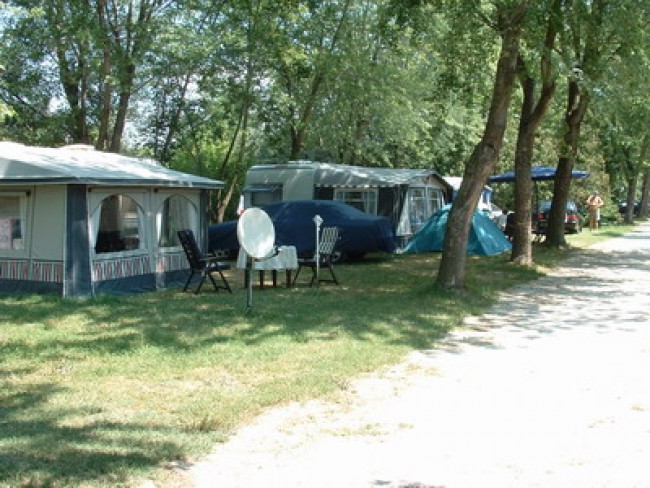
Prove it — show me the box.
[489,165,589,183]
[403,205,511,256]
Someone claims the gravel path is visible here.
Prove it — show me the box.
[179,223,650,488]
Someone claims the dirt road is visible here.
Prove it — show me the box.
[181,224,650,487]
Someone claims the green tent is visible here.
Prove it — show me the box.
[403,205,511,256]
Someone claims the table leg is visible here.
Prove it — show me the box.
[286,270,292,288]
[259,270,264,289]
[272,270,278,287]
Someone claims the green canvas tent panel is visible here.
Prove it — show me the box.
[403,205,512,256]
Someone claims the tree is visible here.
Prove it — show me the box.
[0,3,75,145]
[639,168,650,218]
[545,0,645,245]
[259,0,355,160]
[598,57,650,224]
[1,0,178,152]
[437,1,527,289]
[510,0,560,265]
[95,0,176,152]
[301,1,465,169]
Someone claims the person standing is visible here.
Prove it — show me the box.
[586,191,604,230]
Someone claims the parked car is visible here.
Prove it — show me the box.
[533,199,581,234]
[208,200,397,261]
[618,200,640,217]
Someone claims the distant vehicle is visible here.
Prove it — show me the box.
[618,200,640,217]
[208,200,397,261]
[533,200,581,234]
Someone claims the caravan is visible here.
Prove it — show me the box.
[242,161,452,246]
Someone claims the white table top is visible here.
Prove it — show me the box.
[236,245,298,270]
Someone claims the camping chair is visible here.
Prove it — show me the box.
[292,226,340,287]
[177,229,232,294]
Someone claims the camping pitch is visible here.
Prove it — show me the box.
[403,205,511,256]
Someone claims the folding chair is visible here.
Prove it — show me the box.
[177,229,232,294]
[292,226,340,287]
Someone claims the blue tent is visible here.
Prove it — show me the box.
[403,205,511,256]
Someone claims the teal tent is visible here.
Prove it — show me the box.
[403,205,511,256]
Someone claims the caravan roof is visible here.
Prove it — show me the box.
[248,161,450,190]
[0,142,223,189]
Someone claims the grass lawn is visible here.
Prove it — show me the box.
[0,224,635,487]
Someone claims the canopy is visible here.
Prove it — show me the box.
[489,165,589,183]
[403,205,511,256]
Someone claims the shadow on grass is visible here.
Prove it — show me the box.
[0,249,577,486]
[0,382,189,487]
[0,253,508,352]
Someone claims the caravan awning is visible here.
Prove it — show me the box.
[0,142,224,189]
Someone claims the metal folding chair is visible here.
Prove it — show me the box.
[177,229,232,294]
[292,226,340,287]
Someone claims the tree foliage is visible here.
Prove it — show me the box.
[544,0,648,246]
[1,0,648,231]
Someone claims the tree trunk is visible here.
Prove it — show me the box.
[54,44,89,144]
[109,64,135,153]
[623,176,637,224]
[97,45,112,151]
[637,137,650,218]
[59,74,89,144]
[216,178,238,224]
[511,77,534,265]
[289,123,304,160]
[510,5,558,264]
[545,78,588,247]
[93,0,110,150]
[49,1,90,145]
[639,169,650,218]
[159,73,192,165]
[436,2,526,289]
[546,0,607,247]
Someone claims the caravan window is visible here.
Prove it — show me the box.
[93,195,143,254]
[409,187,446,232]
[334,189,377,215]
[248,184,283,207]
[0,194,27,250]
[429,188,445,213]
[408,188,428,231]
[157,195,197,248]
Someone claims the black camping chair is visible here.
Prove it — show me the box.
[292,226,340,287]
[177,229,232,294]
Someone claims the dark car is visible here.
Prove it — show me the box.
[533,199,581,234]
[618,200,640,217]
[208,200,397,261]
